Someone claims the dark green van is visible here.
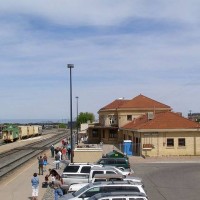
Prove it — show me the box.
[96,157,130,169]
[105,150,127,158]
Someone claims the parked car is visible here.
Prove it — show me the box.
[68,174,143,193]
[60,181,146,200]
[96,157,130,169]
[109,166,134,176]
[61,163,102,193]
[88,192,148,200]
[105,150,127,158]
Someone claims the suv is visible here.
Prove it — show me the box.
[96,158,130,169]
[88,192,148,200]
[63,163,102,174]
[62,163,102,192]
[60,181,146,200]
[68,174,143,193]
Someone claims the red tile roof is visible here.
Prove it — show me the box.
[99,99,129,111]
[120,94,171,109]
[122,112,200,130]
[99,94,171,111]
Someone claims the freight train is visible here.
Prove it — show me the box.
[2,124,42,142]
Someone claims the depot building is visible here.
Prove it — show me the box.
[87,94,200,157]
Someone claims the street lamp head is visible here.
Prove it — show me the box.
[67,64,74,68]
[76,96,79,99]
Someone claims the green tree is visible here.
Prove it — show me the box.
[58,123,67,128]
[77,112,95,127]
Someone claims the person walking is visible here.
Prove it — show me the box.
[37,155,44,175]
[31,173,39,200]
[57,148,62,160]
[50,145,55,158]
[53,174,63,200]
[55,153,60,170]
[67,147,71,160]
[61,147,67,160]
[43,154,48,172]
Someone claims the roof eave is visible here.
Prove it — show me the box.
[136,128,200,132]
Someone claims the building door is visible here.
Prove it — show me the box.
[135,137,141,156]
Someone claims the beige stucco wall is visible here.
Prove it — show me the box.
[124,130,200,156]
[142,132,200,156]
[73,148,103,162]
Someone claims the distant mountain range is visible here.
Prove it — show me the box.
[0,119,69,124]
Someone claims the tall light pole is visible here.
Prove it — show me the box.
[76,96,79,145]
[67,64,74,163]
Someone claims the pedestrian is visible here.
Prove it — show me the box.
[61,147,67,160]
[54,147,59,155]
[31,172,39,200]
[43,154,48,172]
[45,169,56,187]
[50,145,55,158]
[67,147,71,160]
[37,155,43,175]
[53,174,63,200]
[55,153,60,169]
[57,148,62,160]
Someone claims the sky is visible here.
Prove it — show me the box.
[0,0,200,122]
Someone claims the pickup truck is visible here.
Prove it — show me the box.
[68,174,143,193]
[61,165,135,193]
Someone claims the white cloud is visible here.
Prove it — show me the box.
[0,1,200,120]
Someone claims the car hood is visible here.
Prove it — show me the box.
[59,192,74,200]
[68,183,88,192]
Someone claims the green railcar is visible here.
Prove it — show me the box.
[2,124,19,142]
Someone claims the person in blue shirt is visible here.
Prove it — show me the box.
[31,172,39,200]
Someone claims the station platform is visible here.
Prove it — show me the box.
[0,143,118,200]
[0,143,66,200]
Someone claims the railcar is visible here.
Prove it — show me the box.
[3,125,43,142]
[2,124,19,142]
[19,125,43,139]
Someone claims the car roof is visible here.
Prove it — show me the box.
[93,174,123,179]
[89,192,147,200]
[100,157,128,160]
[91,166,118,170]
[89,181,143,187]
[69,163,100,166]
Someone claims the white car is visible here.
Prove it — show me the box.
[60,181,146,200]
[68,173,142,193]
[111,166,134,176]
[88,192,148,200]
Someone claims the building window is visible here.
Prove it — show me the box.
[109,130,117,138]
[92,129,98,138]
[109,116,117,125]
[167,138,174,147]
[127,115,132,121]
[178,138,185,146]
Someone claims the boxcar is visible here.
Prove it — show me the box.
[33,125,42,136]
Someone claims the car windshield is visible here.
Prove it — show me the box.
[111,167,123,175]
[73,183,91,197]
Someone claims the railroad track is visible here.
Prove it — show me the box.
[0,131,69,180]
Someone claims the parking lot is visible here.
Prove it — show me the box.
[133,162,200,200]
